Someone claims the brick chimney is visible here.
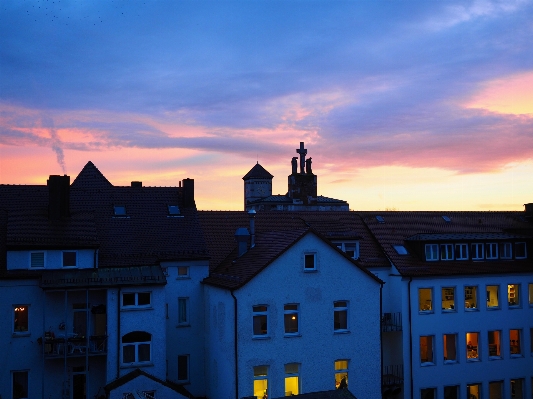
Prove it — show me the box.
[182,178,195,208]
[47,175,70,220]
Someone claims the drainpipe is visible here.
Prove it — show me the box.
[117,287,121,379]
[408,277,413,399]
[231,290,239,399]
[380,282,383,396]
[94,249,99,269]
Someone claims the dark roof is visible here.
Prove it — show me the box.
[104,368,194,398]
[360,211,533,277]
[271,389,357,399]
[249,195,348,205]
[242,163,274,180]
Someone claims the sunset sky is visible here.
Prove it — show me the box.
[1,0,533,211]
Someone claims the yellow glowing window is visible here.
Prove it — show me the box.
[334,360,348,389]
[285,363,299,396]
[419,288,432,312]
[253,366,268,399]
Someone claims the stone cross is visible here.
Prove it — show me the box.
[296,142,307,174]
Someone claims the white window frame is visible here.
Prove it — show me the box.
[121,292,152,309]
[500,242,512,259]
[284,304,299,336]
[177,354,190,383]
[13,305,29,335]
[62,251,77,268]
[425,244,439,261]
[178,298,189,326]
[11,370,29,399]
[440,244,454,260]
[304,253,317,271]
[177,266,190,279]
[252,305,268,337]
[455,243,469,260]
[471,243,484,260]
[121,331,152,366]
[515,242,527,259]
[334,301,348,333]
[285,363,300,396]
[486,243,498,259]
[334,242,359,259]
[30,251,45,268]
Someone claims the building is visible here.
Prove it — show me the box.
[243,142,349,212]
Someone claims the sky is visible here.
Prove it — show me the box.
[1,0,533,211]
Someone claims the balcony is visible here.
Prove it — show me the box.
[40,334,107,358]
[382,364,403,397]
[381,312,402,332]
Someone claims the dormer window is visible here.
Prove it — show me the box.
[500,243,512,259]
[471,243,484,260]
[515,242,527,259]
[425,244,439,261]
[485,243,498,259]
[334,242,359,259]
[440,244,453,260]
[114,205,127,216]
[393,245,408,255]
[168,205,180,216]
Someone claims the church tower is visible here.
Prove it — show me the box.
[288,142,317,204]
[242,162,274,209]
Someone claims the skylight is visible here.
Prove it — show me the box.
[442,215,451,222]
[376,215,385,223]
[393,245,409,255]
[168,205,180,216]
[114,205,126,216]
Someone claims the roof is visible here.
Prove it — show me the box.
[249,195,348,205]
[271,389,357,399]
[359,211,533,277]
[104,368,194,398]
[242,163,274,180]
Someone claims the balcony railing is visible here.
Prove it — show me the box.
[40,334,107,358]
[382,364,403,397]
[381,312,402,332]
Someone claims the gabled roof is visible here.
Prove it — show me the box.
[71,161,113,189]
[242,162,274,180]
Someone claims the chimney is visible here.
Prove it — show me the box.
[182,178,195,208]
[47,174,70,220]
[131,181,142,188]
[524,203,533,219]
[248,209,256,248]
[235,227,250,257]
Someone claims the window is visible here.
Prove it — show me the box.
[442,287,455,311]
[393,245,409,255]
[284,304,299,335]
[114,205,126,216]
[168,205,180,216]
[421,388,436,399]
[334,360,348,389]
[511,379,524,399]
[253,306,268,337]
[30,252,44,268]
[12,371,28,399]
[62,251,77,267]
[467,384,481,399]
[335,242,359,259]
[530,328,533,356]
[418,288,433,312]
[333,301,348,332]
[177,266,189,278]
[122,292,151,309]
[253,366,268,399]
[420,336,434,365]
[13,306,28,333]
[122,331,151,365]
[444,385,459,399]
[466,332,479,360]
[486,243,498,259]
[440,244,454,260]
[471,243,484,260]
[285,363,300,396]
[177,355,189,382]
[515,242,527,259]
[486,285,499,308]
[425,244,438,261]
[500,242,512,259]
[178,298,189,326]
[489,381,503,399]
[510,329,522,356]
[529,283,533,306]
[465,286,477,309]
[455,243,468,260]
[443,334,457,363]
[488,330,501,358]
[304,253,316,270]
[508,284,519,306]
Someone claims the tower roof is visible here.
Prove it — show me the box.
[242,162,274,180]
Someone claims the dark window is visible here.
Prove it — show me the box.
[304,254,316,270]
[12,371,28,399]
[31,252,44,268]
[63,252,77,267]
[178,355,189,381]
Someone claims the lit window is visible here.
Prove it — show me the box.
[488,330,501,358]
[122,331,151,365]
[442,287,455,311]
[511,379,524,399]
[334,360,348,389]
[510,329,522,356]
[420,336,434,365]
[122,292,151,309]
[529,284,533,306]
[62,251,77,267]
[177,354,189,382]
[393,245,409,255]
[12,371,28,399]
[455,243,468,260]
[440,244,453,260]
[284,304,299,335]
[253,305,268,337]
[486,285,499,308]
[425,244,438,261]
[304,253,316,270]
[486,243,498,259]
[467,384,481,399]
[334,301,348,332]
[178,298,189,326]
[471,243,484,260]
[515,242,527,259]
[177,266,189,278]
[13,306,29,333]
[334,242,359,259]
[443,386,458,399]
[465,286,477,309]
[500,242,512,259]
[114,205,126,216]
[443,334,457,363]
[168,205,180,216]
[466,332,479,360]
[418,288,433,312]
[253,366,268,399]
[420,388,436,399]
[285,363,300,396]
[489,381,503,399]
[30,252,45,268]
[508,284,519,306]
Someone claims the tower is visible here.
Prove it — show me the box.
[242,162,274,210]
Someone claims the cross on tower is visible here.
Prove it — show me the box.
[296,142,307,174]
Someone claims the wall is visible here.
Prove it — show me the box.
[7,248,96,270]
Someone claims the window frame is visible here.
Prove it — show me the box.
[12,370,29,399]
[285,363,300,396]
[486,285,500,309]
[253,365,269,399]
[252,305,268,338]
[500,242,512,259]
[283,304,300,336]
[303,252,317,271]
[443,333,458,364]
[466,332,480,361]
[420,335,435,366]
[529,283,533,306]
[441,287,455,312]
[418,288,433,313]
[420,387,436,399]
[29,251,45,268]
[485,242,498,259]
[333,301,348,333]
[440,244,454,260]
[425,244,439,261]
[177,266,190,279]
[121,292,152,310]
[508,284,520,307]
[177,354,190,383]
[13,305,29,335]
[178,297,189,326]
[464,286,478,310]
[488,330,502,359]
[334,241,359,259]
[510,329,522,357]
[334,360,349,389]
[471,243,484,260]
[121,331,152,366]
[455,243,469,260]
[515,242,527,259]
[62,251,77,268]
